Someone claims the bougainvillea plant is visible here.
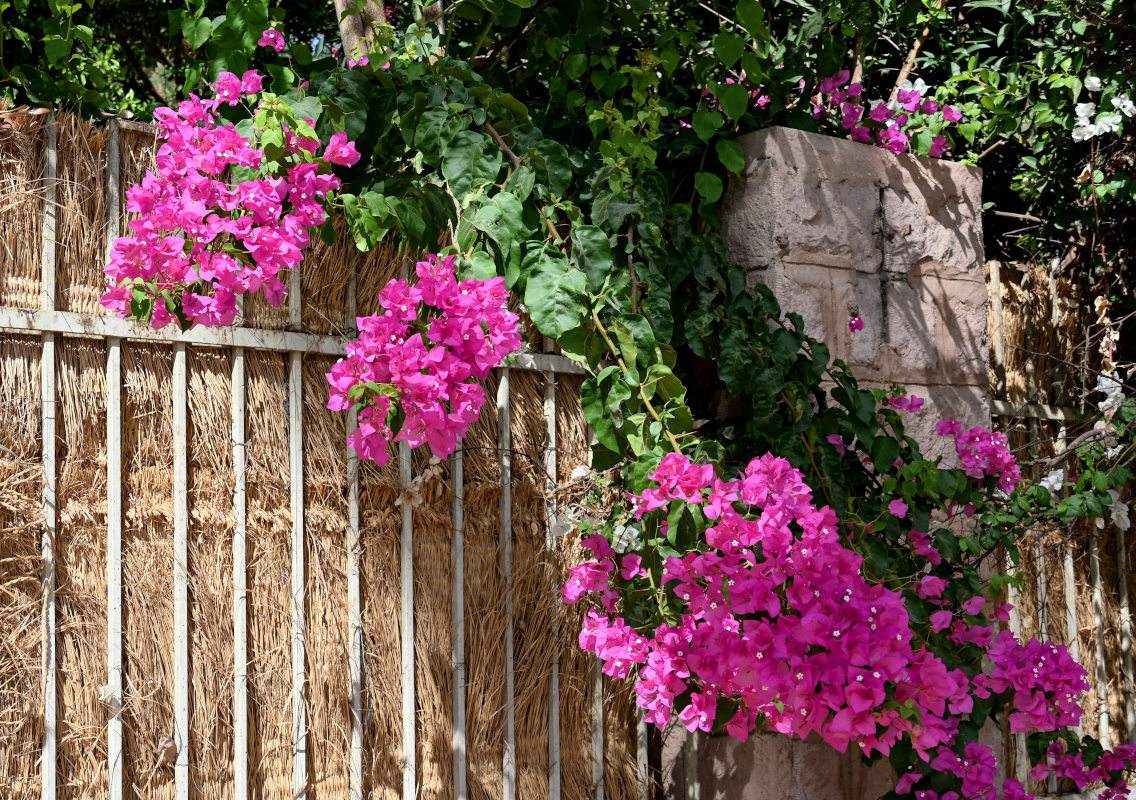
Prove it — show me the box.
[325,253,522,464]
[97,7,1136,800]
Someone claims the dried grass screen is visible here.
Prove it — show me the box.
[0,111,641,799]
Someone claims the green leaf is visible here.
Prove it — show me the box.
[565,54,588,80]
[716,139,746,175]
[694,172,723,202]
[712,32,745,67]
[183,16,213,49]
[469,192,530,250]
[460,250,498,281]
[737,0,768,43]
[692,109,724,142]
[414,107,466,165]
[224,0,268,52]
[571,225,613,294]
[442,130,502,201]
[523,249,588,337]
[531,139,574,196]
[717,82,749,121]
[870,436,901,473]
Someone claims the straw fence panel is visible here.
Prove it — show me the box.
[0,109,645,800]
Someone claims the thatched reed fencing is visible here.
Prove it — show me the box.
[988,259,1134,792]
[0,110,646,800]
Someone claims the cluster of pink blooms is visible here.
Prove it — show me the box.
[325,255,522,464]
[812,70,962,157]
[101,73,361,329]
[565,452,975,756]
[886,391,925,413]
[1029,741,1136,799]
[936,418,1022,493]
[559,437,1135,798]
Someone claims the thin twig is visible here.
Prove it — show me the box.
[889,0,947,101]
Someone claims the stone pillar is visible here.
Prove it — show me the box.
[722,126,990,458]
[691,127,992,799]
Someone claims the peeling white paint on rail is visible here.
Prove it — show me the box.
[1090,534,1111,749]
[106,339,123,800]
[452,442,467,800]
[0,307,587,375]
[173,343,190,800]
[543,345,560,800]
[346,270,363,800]
[499,369,516,800]
[289,349,308,798]
[400,439,416,800]
[1064,545,1081,739]
[1118,527,1136,739]
[39,113,58,800]
[232,347,249,799]
[104,120,124,800]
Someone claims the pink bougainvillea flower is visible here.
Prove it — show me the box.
[941,105,963,123]
[848,316,864,332]
[323,131,362,166]
[258,29,285,52]
[888,499,909,518]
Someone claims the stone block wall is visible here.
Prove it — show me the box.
[722,125,990,461]
[665,127,992,799]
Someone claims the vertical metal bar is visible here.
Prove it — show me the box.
[1064,544,1082,739]
[1118,527,1136,740]
[39,113,58,800]
[1006,576,1028,783]
[173,343,190,800]
[543,343,560,800]
[400,440,415,800]
[106,339,123,800]
[637,712,648,800]
[104,118,123,800]
[232,348,248,800]
[989,259,1006,399]
[591,663,604,800]
[1091,533,1111,749]
[104,122,124,800]
[346,269,364,800]
[289,349,307,798]
[498,370,515,800]
[451,443,467,800]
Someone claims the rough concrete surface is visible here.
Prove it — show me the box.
[686,126,994,800]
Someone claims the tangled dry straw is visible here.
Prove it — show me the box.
[0,110,639,799]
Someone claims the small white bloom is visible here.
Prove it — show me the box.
[1076,102,1097,124]
[1072,124,1097,142]
[1085,76,1102,91]
[611,523,642,554]
[1112,93,1136,117]
[1039,469,1065,497]
[1106,443,1123,460]
[1095,371,1125,417]
[1095,114,1123,135]
[569,464,591,482]
[1109,490,1131,532]
[550,514,575,539]
[900,78,930,95]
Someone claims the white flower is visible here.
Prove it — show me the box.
[1109,490,1131,532]
[1095,114,1123,135]
[569,464,591,482]
[900,78,930,95]
[1039,469,1065,497]
[1112,93,1136,117]
[1085,76,1102,91]
[1076,102,1097,124]
[1106,443,1123,460]
[550,511,578,539]
[611,523,642,554]
[1095,371,1125,417]
[1073,124,1097,142]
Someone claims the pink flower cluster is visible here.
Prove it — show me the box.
[935,418,1022,492]
[101,76,361,329]
[1028,741,1136,799]
[974,630,1087,733]
[564,452,978,757]
[326,255,522,464]
[812,70,962,157]
[886,391,925,413]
